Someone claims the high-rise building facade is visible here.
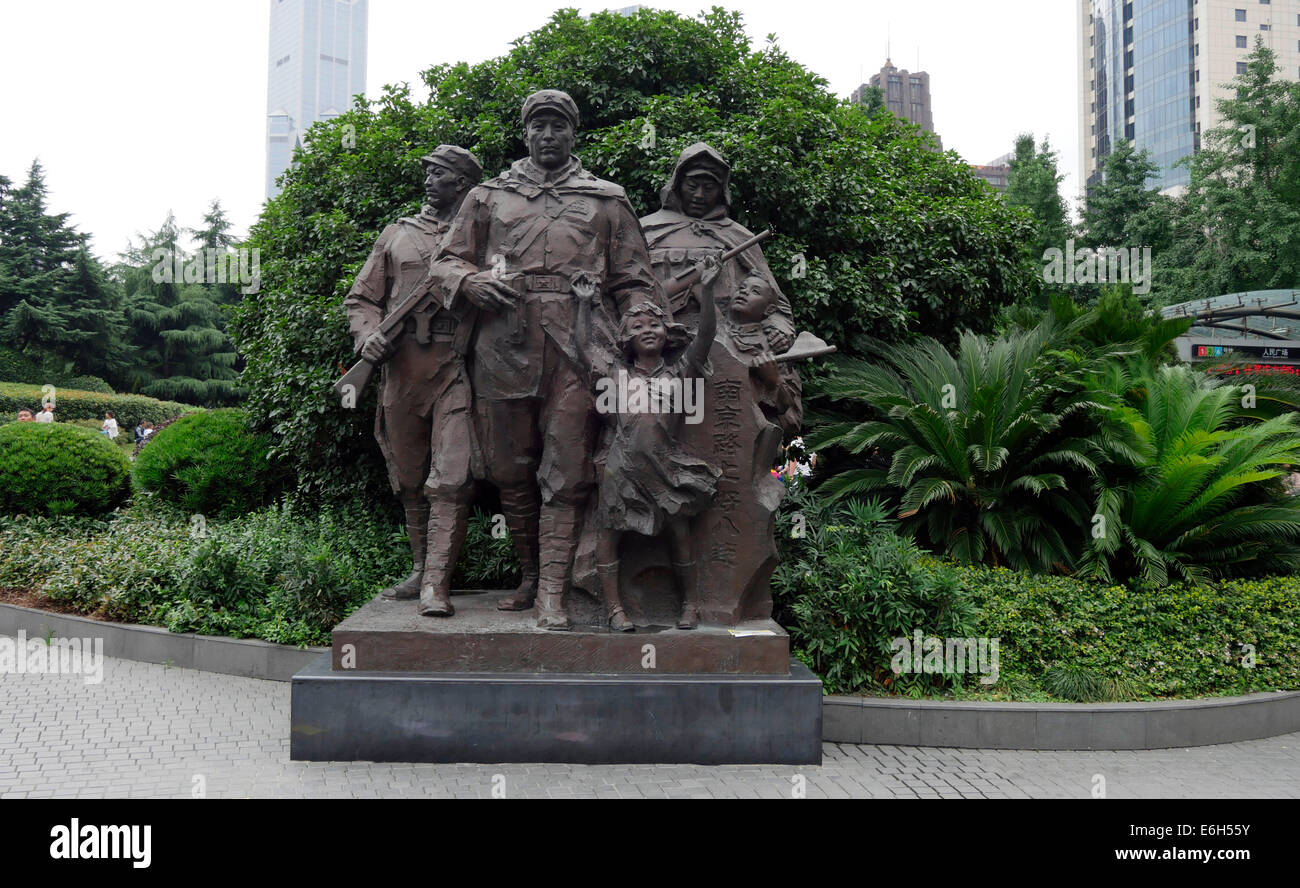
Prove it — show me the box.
[1079,0,1300,195]
[970,151,1014,192]
[265,0,368,199]
[852,59,943,149]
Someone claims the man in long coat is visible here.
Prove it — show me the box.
[430,90,667,629]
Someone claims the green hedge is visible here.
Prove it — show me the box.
[774,484,1300,699]
[0,500,519,647]
[0,381,199,429]
[0,422,132,517]
[63,375,115,394]
[963,565,1300,700]
[132,409,282,518]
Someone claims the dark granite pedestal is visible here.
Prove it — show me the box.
[289,591,823,764]
[290,655,822,764]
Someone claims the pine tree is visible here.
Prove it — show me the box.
[0,160,131,381]
[115,210,240,404]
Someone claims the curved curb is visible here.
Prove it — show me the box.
[5,601,1297,750]
[0,601,325,682]
[823,692,1300,750]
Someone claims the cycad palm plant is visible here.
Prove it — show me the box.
[1081,365,1300,585]
[807,317,1129,572]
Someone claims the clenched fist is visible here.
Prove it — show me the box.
[361,331,393,363]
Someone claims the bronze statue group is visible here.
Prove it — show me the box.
[343,90,821,632]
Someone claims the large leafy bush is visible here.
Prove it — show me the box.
[132,408,282,518]
[1082,365,1300,584]
[806,315,1130,572]
[0,422,131,516]
[773,485,979,694]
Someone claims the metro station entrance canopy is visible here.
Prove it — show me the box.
[1162,289,1300,372]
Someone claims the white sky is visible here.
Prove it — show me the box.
[0,0,1079,258]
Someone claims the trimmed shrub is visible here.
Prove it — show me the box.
[63,375,115,394]
[774,484,1300,699]
[0,381,198,429]
[962,564,1300,699]
[132,409,281,518]
[0,422,131,517]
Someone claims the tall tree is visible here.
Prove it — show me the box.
[1078,139,1171,253]
[1005,133,1070,266]
[0,160,131,380]
[116,210,239,404]
[189,199,237,252]
[1156,41,1300,303]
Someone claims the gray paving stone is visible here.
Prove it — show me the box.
[2,635,1298,798]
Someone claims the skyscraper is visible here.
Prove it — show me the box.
[265,0,369,199]
[852,59,942,149]
[1079,0,1300,195]
[969,151,1014,193]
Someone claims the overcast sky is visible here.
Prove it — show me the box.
[0,0,1079,258]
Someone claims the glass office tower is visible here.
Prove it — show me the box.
[265,0,368,199]
[1084,0,1195,193]
[1080,0,1300,197]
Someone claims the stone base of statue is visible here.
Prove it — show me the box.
[331,590,791,673]
[289,591,823,764]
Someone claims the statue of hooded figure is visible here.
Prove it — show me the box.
[639,143,795,354]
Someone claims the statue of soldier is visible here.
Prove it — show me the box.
[430,90,667,629]
[343,145,483,616]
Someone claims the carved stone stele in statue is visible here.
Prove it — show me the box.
[429,89,669,630]
[694,268,809,622]
[342,145,483,617]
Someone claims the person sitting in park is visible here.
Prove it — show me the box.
[15,409,33,422]
[100,411,119,439]
[35,405,54,423]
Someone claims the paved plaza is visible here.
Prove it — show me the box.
[2,645,1298,799]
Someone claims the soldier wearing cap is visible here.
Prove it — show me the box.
[343,144,483,616]
[431,89,668,629]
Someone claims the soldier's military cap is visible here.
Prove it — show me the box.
[520,89,580,130]
[420,145,483,183]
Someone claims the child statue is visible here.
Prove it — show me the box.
[573,259,723,631]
